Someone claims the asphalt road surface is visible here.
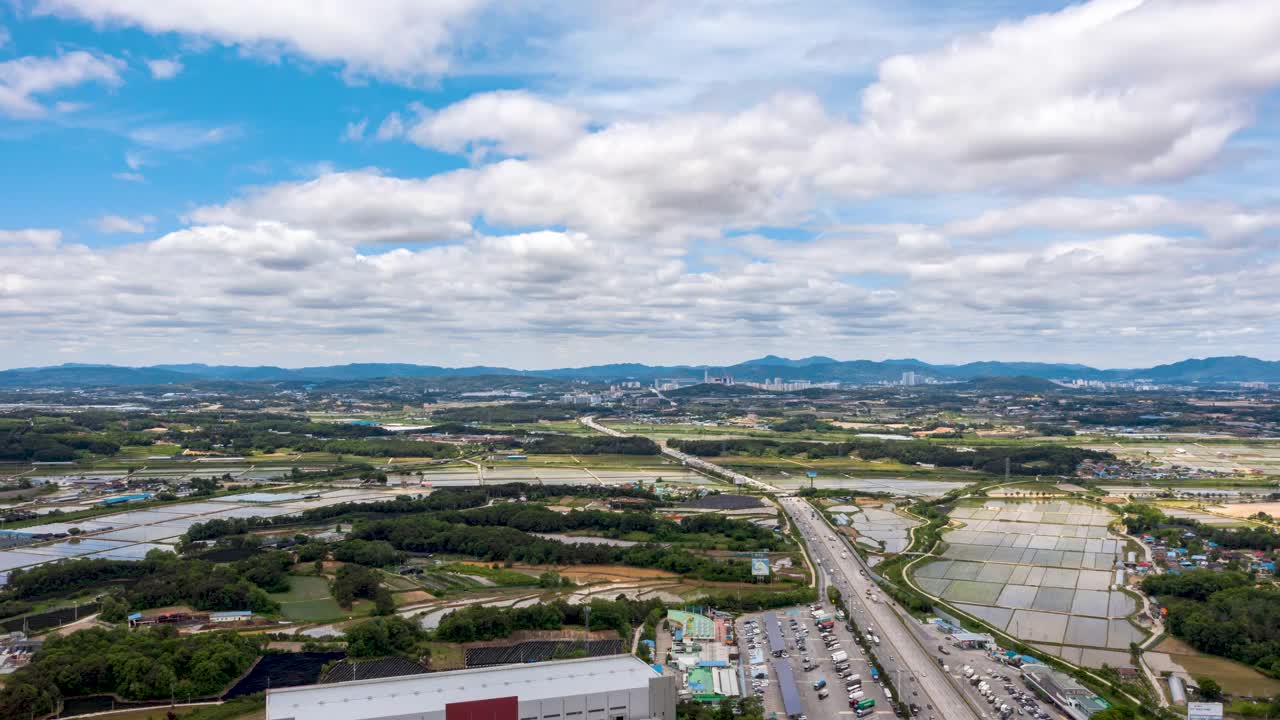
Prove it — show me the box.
[781,496,981,720]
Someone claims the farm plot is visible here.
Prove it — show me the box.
[834,502,920,553]
[912,499,1144,665]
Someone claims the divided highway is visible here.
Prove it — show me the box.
[577,414,980,719]
[781,496,980,720]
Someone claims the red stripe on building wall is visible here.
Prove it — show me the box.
[446,696,519,720]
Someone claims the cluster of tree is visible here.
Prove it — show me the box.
[1122,503,1280,551]
[668,437,1111,475]
[429,403,578,423]
[678,697,765,720]
[182,484,663,543]
[493,434,660,455]
[769,415,832,432]
[352,516,762,582]
[332,539,405,568]
[0,626,260,718]
[0,419,155,461]
[172,412,461,458]
[2,551,289,613]
[434,596,667,643]
[332,564,394,614]
[439,503,785,550]
[345,616,428,658]
[1142,569,1280,676]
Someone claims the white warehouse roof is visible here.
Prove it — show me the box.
[267,654,657,720]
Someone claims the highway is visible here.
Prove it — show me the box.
[781,496,980,720]
[579,415,781,492]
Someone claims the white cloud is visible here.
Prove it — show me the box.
[0,25,9,48]
[341,118,367,142]
[943,195,1280,244]
[93,214,155,234]
[399,90,589,157]
[113,171,145,182]
[0,50,124,117]
[128,122,241,150]
[0,229,61,250]
[815,0,1280,192]
[36,0,489,83]
[124,151,145,170]
[145,57,183,79]
[187,169,476,244]
[375,112,404,141]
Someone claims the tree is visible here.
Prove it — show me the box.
[539,571,562,589]
[1196,677,1223,701]
[99,595,129,623]
[373,588,396,616]
[344,616,425,658]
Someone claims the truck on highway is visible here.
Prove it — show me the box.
[883,687,893,702]
[849,690,865,701]
[856,699,876,711]
[870,668,879,681]
[963,666,974,678]
[831,650,849,664]
[872,635,881,646]
[855,709,874,718]
[812,679,827,690]
[817,689,829,700]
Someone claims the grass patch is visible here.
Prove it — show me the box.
[438,563,538,586]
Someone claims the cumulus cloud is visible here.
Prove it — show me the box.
[817,0,1280,191]
[0,229,61,250]
[145,57,183,79]
[0,50,124,117]
[93,214,154,234]
[396,90,589,158]
[943,195,1280,244]
[35,0,488,83]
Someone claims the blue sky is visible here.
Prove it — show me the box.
[2,0,1279,369]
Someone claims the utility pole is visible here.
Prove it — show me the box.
[1004,457,1010,483]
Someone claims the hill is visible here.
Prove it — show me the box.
[1,355,1277,388]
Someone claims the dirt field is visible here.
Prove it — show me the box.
[1210,501,1280,519]
[394,590,435,605]
[1155,636,1280,697]
[508,564,680,582]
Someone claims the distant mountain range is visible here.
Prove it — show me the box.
[0,355,1277,388]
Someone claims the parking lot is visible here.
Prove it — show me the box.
[900,619,1065,720]
[737,602,896,720]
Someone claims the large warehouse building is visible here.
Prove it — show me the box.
[266,655,678,720]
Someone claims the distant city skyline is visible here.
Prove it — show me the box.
[3,1,1280,367]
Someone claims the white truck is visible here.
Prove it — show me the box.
[963,666,974,678]
[831,650,849,664]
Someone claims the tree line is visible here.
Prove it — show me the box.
[2,550,292,614]
[0,625,260,718]
[669,437,1111,475]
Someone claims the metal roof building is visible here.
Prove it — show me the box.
[771,659,804,719]
[266,654,676,720]
[762,613,784,652]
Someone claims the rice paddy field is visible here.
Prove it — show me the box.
[911,500,1148,666]
[1079,440,1280,476]
[829,503,919,553]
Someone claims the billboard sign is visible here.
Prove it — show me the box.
[751,552,771,577]
[1188,703,1223,720]
[806,471,818,478]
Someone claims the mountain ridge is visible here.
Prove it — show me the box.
[0,356,1276,387]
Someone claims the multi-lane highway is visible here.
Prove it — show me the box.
[781,496,980,720]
